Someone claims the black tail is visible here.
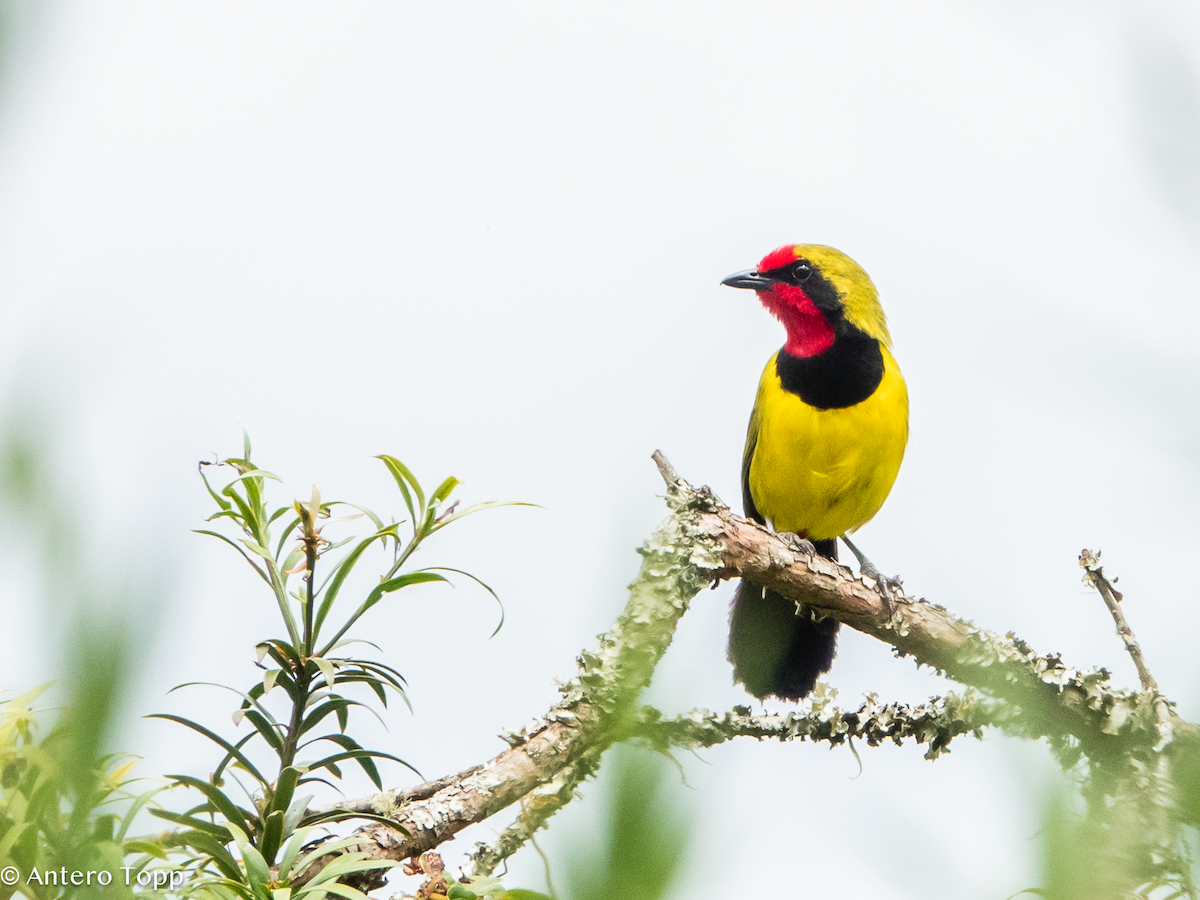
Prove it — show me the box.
[727,538,839,702]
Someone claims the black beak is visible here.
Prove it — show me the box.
[721,269,774,291]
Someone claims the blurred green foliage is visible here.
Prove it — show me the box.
[1,415,165,899]
[561,746,692,900]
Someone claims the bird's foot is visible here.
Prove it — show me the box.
[780,532,818,556]
[860,561,904,615]
[841,534,904,619]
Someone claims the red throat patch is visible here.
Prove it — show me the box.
[759,283,835,357]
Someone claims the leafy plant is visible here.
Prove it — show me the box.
[150,436,528,895]
[0,686,167,900]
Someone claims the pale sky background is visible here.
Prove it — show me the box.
[1,2,1199,898]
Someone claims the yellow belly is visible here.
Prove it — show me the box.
[747,347,908,540]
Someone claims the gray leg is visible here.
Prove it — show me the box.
[840,534,902,613]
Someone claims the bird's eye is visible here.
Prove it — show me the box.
[791,262,812,283]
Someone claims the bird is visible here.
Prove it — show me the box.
[722,244,908,701]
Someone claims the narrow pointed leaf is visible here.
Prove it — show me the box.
[168,775,256,837]
[428,500,540,534]
[283,793,314,838]
[272,766,302,816]
[375,455,424,524]
[149,809,234,842]
[276,826,314,880]
[259,810,285,866]
[429,566,505,637]
[430,476,460,504]
[313,531,390,639]
[181,830,243,881]
[228,823,271,895]
[313,657,337,691]
[194,530,271,586]
[149,715,268,786]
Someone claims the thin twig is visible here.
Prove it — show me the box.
[1079,549,1158,693]
[651,449,681,488]
[530,832,558,900]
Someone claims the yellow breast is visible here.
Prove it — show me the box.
[747,346,908,540]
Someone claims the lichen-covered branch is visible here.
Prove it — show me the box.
[680,478,1191,761]
[292,454,1198,896]
[467,762,591,877]
[293,461,717,885]
[1079,549,1158,695]
[634,687,1007,760]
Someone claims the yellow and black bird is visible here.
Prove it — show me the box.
[722,244,908,701]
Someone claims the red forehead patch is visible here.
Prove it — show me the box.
[758,245,801,273]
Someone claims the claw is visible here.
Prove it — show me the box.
[841,534,903,618]
[780,532,817,556]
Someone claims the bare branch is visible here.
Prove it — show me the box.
[1079,549,1157,693]
[651,448,681,488]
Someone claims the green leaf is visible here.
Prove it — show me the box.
[149,808,234,842]
[200,463,233,512]
[317,570,449,657]
[299,699,352,737]
[428,500,540,534]
[305,485,322,525]
[306,746,417,788]
[228,822,271,895]
[195,530,272,586]
[312,657,337,691]
[290,836,363,884]
[181,829,243,881]
[283,792,314,838]
[274,514,303,560]
[276,826,314,880]
[272,766,302,816]
[298,809,409,834]
[331,502,384,532]
[299,878,374,900]
[244,709,285,752]
[222,482,260,532]
[259,810,285,866]
[430,475,461,504]
[375,455,424,526]
[259,639,303,670]
[240,538,274,560]
[149,714,269,786]
[312,531,391,640]
[214,732,258,784]
[0,822,34,862]
[168,774,256,838]
[429,566,506,637]
[223,467,283,488]
[345,658,407,688]
[117,784,169,841]
[362,570,448,614]
[122,839,169,859]
[167,681,285,743]
[280,546,306,575]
